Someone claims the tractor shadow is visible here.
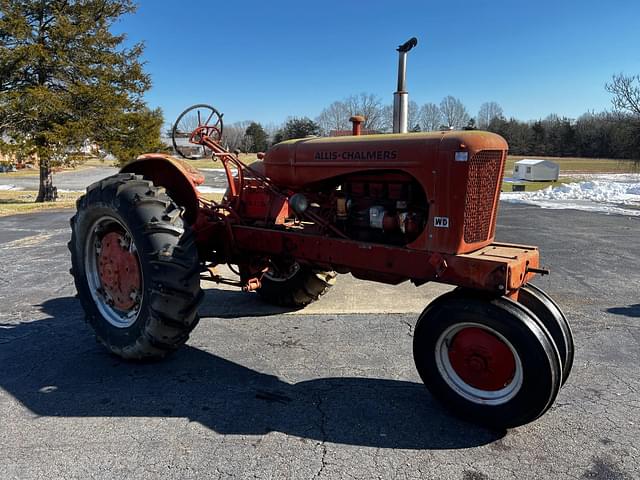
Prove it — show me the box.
[199,286,296,317]
[606,304,640,318]
[0,296,505,450]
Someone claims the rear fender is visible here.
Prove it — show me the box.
[120,153,203,224]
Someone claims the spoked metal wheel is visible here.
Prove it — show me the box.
[413,291,562,429]
[84,216,143,328]
[172,104,224,159]
[435,323,524,406]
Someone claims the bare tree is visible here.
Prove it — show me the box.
[408,100,420,131]
[606,73,640,116]
[344,93,387,131]
[262,122,281,144]
[316,101,350,135]
[439,96,470,129]
[419,103,442,131]
[316,93,387,134]
[380,104,393,132]
[477,101,504,129]
[380,100,419,132]
[223,120,252,151]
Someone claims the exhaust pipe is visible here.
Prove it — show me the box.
[393,37,418,134]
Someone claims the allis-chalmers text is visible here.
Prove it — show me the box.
[314,150,398,161]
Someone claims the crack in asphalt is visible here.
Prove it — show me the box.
[312,394,328,479]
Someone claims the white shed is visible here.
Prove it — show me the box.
[513,159,559,181]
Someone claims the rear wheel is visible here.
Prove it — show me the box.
[413,291,562,429]
[69,173,203,360]
[252,260,336,308]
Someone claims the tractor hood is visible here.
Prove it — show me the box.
[263,130,508,188]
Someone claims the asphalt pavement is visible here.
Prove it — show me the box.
[0,204,638,479]
[0,166,118,191]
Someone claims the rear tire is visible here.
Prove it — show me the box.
[69,173,203,360]
[413,291,562,429]
[254,261,336,308]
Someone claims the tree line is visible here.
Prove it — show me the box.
[224,94,479,152]
[486,112,640,159]
[223,91,640,160]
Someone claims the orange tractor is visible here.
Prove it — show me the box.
[69,39,573,429]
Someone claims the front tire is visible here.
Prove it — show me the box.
[518,284,574,385]
[253,260,337,308]
[413,291,562,429]
[69,173,203,360]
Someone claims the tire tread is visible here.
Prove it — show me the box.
[69,173,202,360]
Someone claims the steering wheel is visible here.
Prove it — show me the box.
[171,104,224,159]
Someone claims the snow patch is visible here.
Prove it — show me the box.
[197,186,227,194]
[0,184,22,191]
[501,175,640,216]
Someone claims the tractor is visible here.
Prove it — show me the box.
[69,39,573,429]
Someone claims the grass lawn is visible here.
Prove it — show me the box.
[184,152,258,170]
[0,190,80,216]
[0,189,224,217]
[502,155,637,192]
[501,180,567,193]
[0,157,117,178]
[81,158,117,168]
[199,192,225,203]
[0,167,41,178]
[505,155,637,175]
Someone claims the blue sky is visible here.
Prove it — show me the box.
[115,0,640,127]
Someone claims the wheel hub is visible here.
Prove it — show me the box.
[263,260,300,282]
[97,232,141,311]
[447,327,516,391]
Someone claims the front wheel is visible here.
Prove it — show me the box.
[413,291,562,429]
[69,173,203,360]
[518,284,574,385]
[245,260,336,308]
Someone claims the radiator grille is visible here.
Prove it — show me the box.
[463,150,505,244]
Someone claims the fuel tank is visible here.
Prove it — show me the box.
[264,131,509,255]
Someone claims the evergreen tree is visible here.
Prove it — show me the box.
[272,130,285,145]
[0,0,163,201]
[278,117,320,141]
[244,122,268,152]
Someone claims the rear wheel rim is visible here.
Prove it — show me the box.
[84,216,143,328]
[435,322,523,405]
